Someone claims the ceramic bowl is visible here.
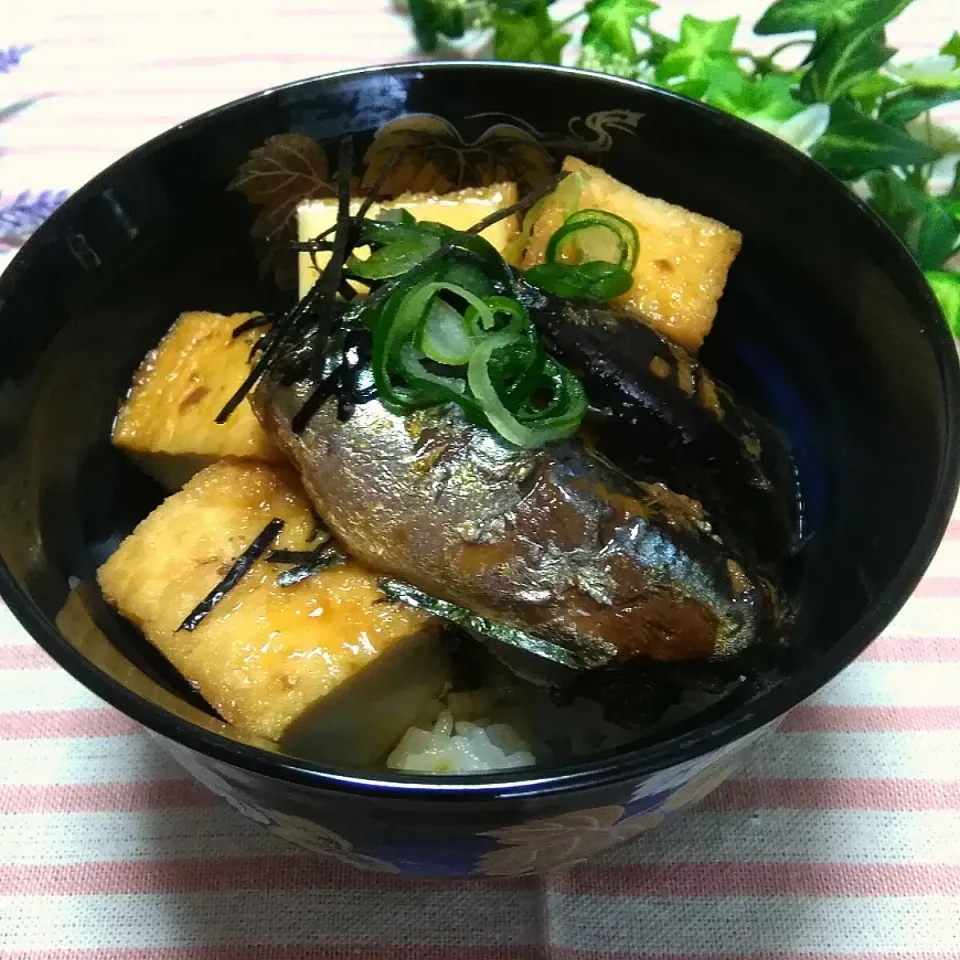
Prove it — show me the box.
[0,62,957,877]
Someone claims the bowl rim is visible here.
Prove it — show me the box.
[1,59,958,801]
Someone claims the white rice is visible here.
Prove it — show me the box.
[383,684,636,774]
[387,709,537,773]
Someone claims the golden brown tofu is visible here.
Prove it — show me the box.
[521,157,742,352]
[97,459,437,741]
[298,181,520,298]
[112,312,282,486]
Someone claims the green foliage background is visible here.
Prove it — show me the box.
[408,0,960,335]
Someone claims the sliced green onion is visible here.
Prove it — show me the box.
[346,233,441,280]
[514,357,587,432]
[375,207,416,225]
[357,220,423,246]
[467,333,586,447]
[545,209,639,272]
[405,281,490,361]
[554,171,589,216]
[435,261,496,299]
[420,299,474,365]
[397,342,474,406]
[573,259,636,298]
[492,338,546,413]
[416,221,459,239]
[443,232,514,289]
[525,260,634,301]
[464,295,530,338]
[357,218,590,447]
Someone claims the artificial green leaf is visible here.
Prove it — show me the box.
[925,270,960,336]
[408,0,476,51]
[866,175,960,265]
[799,23,894,103]
[847,71,903,114]
[906,115,960,155]
[704,68,801,123]
[641,28,677,66]
[865,170,928,231]
[579,45,646,78]
[915,201,960,270]
[879,87,960,127]
[752,102,832,153]
[656,15,739,82]
[754,0,911,37]
[582,0,658,58]
[942,32,960,59]
[812,99,941,178]
[492,8,569,63]
[667,77,711,100]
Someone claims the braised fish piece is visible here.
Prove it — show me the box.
[513,278,799,565]
[254,370,779,668]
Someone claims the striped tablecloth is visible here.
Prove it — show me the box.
[1,1,959,956]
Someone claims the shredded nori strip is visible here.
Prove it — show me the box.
[377,578,608,671]
[287,238,335,253]
[231,314,273,338]
[215,142,354,425]
[276,544,348,586]
[307,511,329,543]
[307,137,356,381]
[266,549,325,565]
[292,324,374,432]
[464,173,563,237]
[176,518,285,632]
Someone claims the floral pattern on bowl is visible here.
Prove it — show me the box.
[158,714,774,876]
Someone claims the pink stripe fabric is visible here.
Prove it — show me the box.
[704,778,960,811]
[4,858,958,899]
[910,577,960,598]
[0,645,55,669]
[782,705,960,733]
[859,635,960,661]
[0,709,141,739]
[0,780,216,815]
[0,0,958,955]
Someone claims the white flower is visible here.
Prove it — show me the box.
[750,103,831,155]
[889,54,960,87]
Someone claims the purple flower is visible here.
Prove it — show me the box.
[0,45,32,74]
[0,190,70,245]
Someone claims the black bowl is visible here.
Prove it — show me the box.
[0,62,957,877]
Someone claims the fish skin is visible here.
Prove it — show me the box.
[253,366,775,667]
[513,277,799,567]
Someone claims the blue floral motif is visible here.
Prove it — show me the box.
[0,190,69,245]
[0,45,32,74]
[1,45,67,248]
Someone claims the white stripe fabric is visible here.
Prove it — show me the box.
[0,0,959,955]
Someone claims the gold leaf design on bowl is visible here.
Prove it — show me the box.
[475,804,663,876]
[228,132,335,239]
[361,113,556,196]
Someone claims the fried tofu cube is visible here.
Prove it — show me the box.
[97,459,438,742]
[298,181,520,298]
[112,311,282,487]
[521,157,742,352]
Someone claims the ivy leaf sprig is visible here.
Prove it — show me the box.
[405,0,960,336]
